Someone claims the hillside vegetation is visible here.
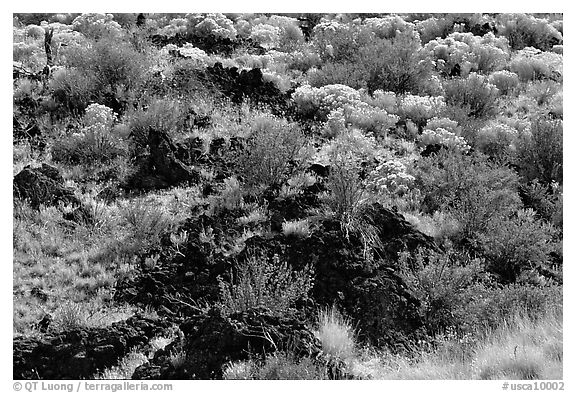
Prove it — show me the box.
[13,12,562,380]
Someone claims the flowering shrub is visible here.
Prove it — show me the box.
[510,47,562,82]
[218,251,314,316]
[293,84,361,120]
[249,24,280,49]
[249,15,304,52]
[13,41,45,72]
[52,104,126,166]
[72,13,123,39]
[496,13,562,51]
[171,43,209,67]
[25,24,45,39]
[83,103,116,129]
[488,70,520,95]
[423,32,509,76]
[475,121,518,161]
[419,128,470,153]
[416,16,454,44]
[186,13,237,40]
[293,84,399,136]
[363,16,415,40]
[160,18,188,37]
[312,20,371,62]
[398,94,446,128]
[426,117,461,135]
[366,160,415,197]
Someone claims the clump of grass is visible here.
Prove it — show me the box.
[282,219,310,238]
[95,350,148,379]
[223,353,328,380]
[315,306,357,360]
[347,310,562,380]
[474,311,563,380]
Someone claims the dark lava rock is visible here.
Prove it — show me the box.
[13,164,81,208]
[420,143,444,157]
[125,128,201,190]
[242,202,438,349]
[13,316,172,380]
[134,307,322,380]
[114,211,242,316]
[203,63,293,115]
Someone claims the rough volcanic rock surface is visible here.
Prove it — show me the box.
[203,63,294,115]
[114,210,243,316]
[13,164,81,208]
[242,202,438,348]
[133,307,322,380]
[126,129,201,190]
[13,316,172,380]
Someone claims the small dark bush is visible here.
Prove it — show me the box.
[516,119,563,185]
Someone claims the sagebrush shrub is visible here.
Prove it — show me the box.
[496,13,562,51]
[443,72,499,118]
[398,248,486,334]
[479,209,558,283]
[236,115,307,192]
[126,98,188,149]
[62,37,151,112]
[489,70,520,95]
[414,149,522,241]
[516,119,562,185]
[218,251,314,316]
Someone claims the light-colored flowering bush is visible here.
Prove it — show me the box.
[366,90,398,113]
[158,18,188,37]
[249,15,304,52]
[72,13,123,39]
[293,84,361,120]
[261,70,291,93]
[363,15,415,40]
[312,20,372,62]
[423,32,510,75]
[294,84,399,136]
[426,117,461,136]
[398,94,446,128]
[174,43,209,67]
[419,128,470,154]
[488,70,520,95]
[26,24,45,39]
[496,13,562,51]
[510,47,562,82]
[475,121,518,161]
[249,24,280,49]
[346,104,399,137]
[416,16,454,44]
[234,19,251,38]
[186,13,237,40]
[83,103,116,130]
[13,41,45,72]
[52,103,125,165]
[366,159,415,197]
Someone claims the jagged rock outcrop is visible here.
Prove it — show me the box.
[125,129,201,190]
[13,164,80,208]
[242,202,439,348]
[133,307,321,379]
[13,316,172,380]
